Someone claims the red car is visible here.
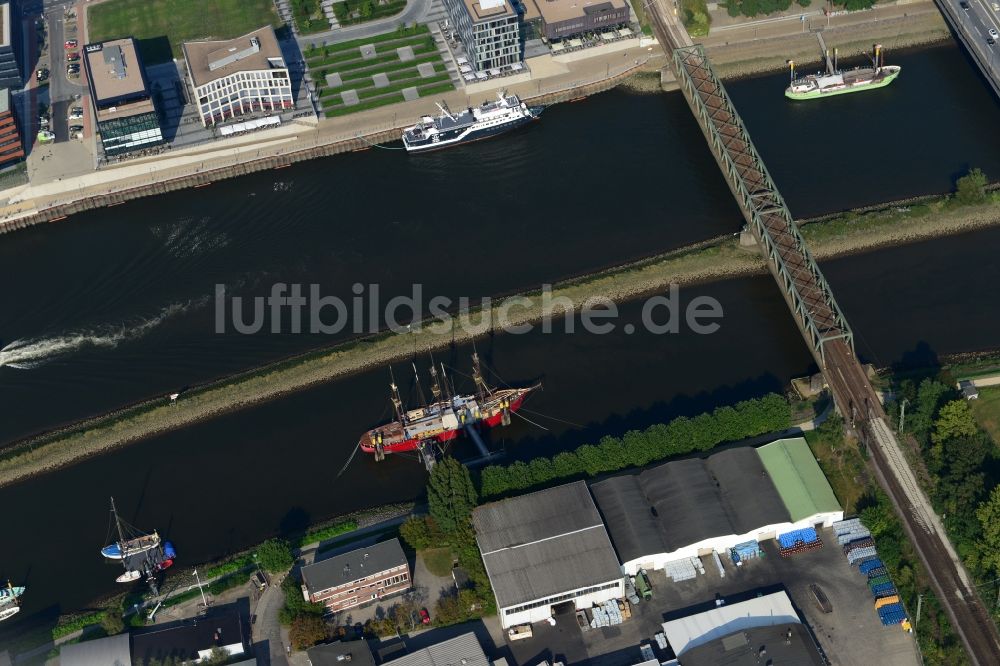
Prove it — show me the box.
[419,608,430,625]
[64,39,77,49]
[66,52,80,62]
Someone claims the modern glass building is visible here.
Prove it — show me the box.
[83,38,165,157]
[182,26,293,127]
[444,0,522,72]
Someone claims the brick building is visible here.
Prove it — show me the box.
[0,88,23,167]
[300,539,411,612]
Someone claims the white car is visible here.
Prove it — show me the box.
[993,2,999,11]
[991,28,1000,39]
[69,108,84,119]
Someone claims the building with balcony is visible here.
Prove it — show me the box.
[0,88,23,167]
[83,38,164,157]
[521,0,630,41]
[300,539,411,612]
[182,26,293,127]
[444,0,522,71]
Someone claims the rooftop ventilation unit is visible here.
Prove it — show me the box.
[208,36,261,71]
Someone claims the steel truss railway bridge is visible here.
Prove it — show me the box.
[644,2,1000,662]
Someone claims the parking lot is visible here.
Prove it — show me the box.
[503,527,919,666]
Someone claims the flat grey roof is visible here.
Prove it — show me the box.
[84,38,148,102]
[59,633,132,666]
[301,538,407,593]
[592,448,791,561]
[306,640,376,666]
[383,632,489,666]
[678,623,824,666]
[473,481,622,608]
[183,26,285,89]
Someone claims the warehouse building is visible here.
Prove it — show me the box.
[443,0,522,72]
[383,632,489,666]
[661,591,823,664]
[521,0,630,41]
[473,480,624,629]
[300,538,411,612]
[83,38,165,157]
[591,438,843,575]
[183,26,294,127]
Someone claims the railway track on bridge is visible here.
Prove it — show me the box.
[646,5,1000,662]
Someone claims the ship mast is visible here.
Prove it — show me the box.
[110,497,127,551]
[412,362,428,407]
[472,353,491,401]
[429,362,442,402]
[389,368,406,424]
[440,362,453,401]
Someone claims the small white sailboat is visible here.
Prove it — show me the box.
[0,580,24,623]
[101,497,161,561]
[116,570,141,583]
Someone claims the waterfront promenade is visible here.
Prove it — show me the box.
[0,0,947,234]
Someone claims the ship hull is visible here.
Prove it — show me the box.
[101,534,160,560]
[404,113,540,153]
[785,67,900,100]
[0,605,19,623]
[360,391,532,456]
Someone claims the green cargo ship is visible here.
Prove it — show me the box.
[786,43,900,101]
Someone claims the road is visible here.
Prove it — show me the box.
[936,0,1000,96]
[297,0,433,49]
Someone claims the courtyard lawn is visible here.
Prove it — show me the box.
[306,26,455,118]
[88,0,281,65]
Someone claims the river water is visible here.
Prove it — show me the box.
[1,41,999,633]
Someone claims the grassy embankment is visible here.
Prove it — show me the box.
[88,0,281,65]
[2,192,999,489]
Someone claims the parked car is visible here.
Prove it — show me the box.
[993,2,999,10]
[69,107,84,119]
[990,28,999,39]
[38,116,49,128]
[37,130,55,143]
[251,570,268,592]
[989,37,997,46]
[960,1,970,9]
[419,608,431,625]
[64,39,77,48]
[35,68,48,82]
[66,65,80,75]
[69,124,83,133]
[66,52,80,62]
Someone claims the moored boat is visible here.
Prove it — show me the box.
[786,43,900,101]
[0,580,23,623]
[0,605,19,622]
[359,354,538,461]
[101,497,161,560]
[401,91,542,153]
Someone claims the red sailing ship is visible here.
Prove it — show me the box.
[359,354,538,461]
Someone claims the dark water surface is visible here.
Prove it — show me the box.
[1,41,1000,634]
[1,43,999,444]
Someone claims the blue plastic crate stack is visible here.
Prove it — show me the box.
[833,518,909,629]
[777,528,823,557]
[729,540,762,566]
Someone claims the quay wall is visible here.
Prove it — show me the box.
[0,65,645,235]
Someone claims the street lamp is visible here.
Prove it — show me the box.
[193,569,209,607]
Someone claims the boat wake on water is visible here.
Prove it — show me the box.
[0,297,210,369]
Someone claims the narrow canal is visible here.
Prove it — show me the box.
[1,41,999,633]
[1,43,998,445]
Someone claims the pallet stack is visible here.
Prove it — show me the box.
[835,518,910,629]
[777,528,823,557]
[589,599,625,628]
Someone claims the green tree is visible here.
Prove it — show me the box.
[976,485,1000,576]
[427,457,478,535]
[400,515,443,550]
[931,400,979,445]
[101,604,124,635]
[552,451,581,478]
[289,613,328,650]
[256,538,294,573]
[954,168,988,206]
